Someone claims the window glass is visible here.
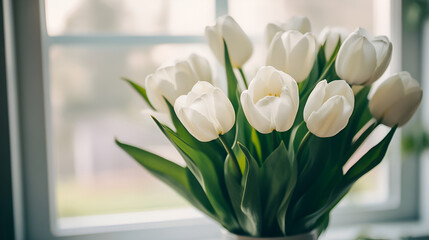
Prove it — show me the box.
[45,0,215,35]
[50,44,214,219]
[229,0,374,35]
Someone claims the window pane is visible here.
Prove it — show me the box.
[229,0,375,35]
[49,44,214,221]
[45,0,215,35]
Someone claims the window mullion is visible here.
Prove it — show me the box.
[215,0,228,17]
[45,35,206,46]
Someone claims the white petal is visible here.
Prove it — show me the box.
[368,36,392,84]
[205,26,224,65]
[324,80,354,106]
[306,96,350,137]
[336,32,377,85]
[187,53,212,83]
[265,23,284,48]
[180,107,219,142]
[274,94,296,132]
[382,89,422,127]
[145,74,169,113]
[221,16,253,67]
[266,32,287,72]
[211,88,236,134]
[304,80,327,121]
[369,75,404,121]
[286,33,317,82]
[241,91,272,133]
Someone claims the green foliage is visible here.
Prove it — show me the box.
[117,42,397,237]
[121,77,155,110]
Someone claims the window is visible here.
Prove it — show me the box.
[11,0,423,239]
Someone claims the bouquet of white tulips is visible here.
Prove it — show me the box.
[116,16,423,238]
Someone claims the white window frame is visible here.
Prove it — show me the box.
[7,0,428,239]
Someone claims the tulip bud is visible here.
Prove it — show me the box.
[304,80,354,137]
[264,16,311,47]
[240,66,299,134]
[335,28,392,85]
[205,16,253,68]
[266,30,317,83]
[369,72,423,127]
[145,54,212,113]
[174,81,235,142]
[318,27,348,61]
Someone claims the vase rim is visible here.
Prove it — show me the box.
[221,229,318,240]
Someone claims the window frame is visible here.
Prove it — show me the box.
[8,0,427,239]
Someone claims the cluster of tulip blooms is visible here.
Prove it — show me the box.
[117,16,423,238]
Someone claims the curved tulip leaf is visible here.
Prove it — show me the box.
[321,39,341,81]
[289,122,308,154]
[238,142,262,236]
[299,52,320,97]
[341,86,373,164]
[346,86,372,138]
[317,44,327,71]
[233,102,258,169]
[224,40,239,112]
[260,142,297,236]
[115,139,216,220]
[293,126,397,232]
[152,117,239,231]
[121,77,155,110]
[345,126,397,183]
[224,156,256,236]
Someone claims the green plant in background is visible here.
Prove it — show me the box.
[402,124,429,154]
[116,16,423,238]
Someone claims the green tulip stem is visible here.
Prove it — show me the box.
[219,134,242,178]
[238,68,248,89]
[296,131,311,158]
[272,131,279,148]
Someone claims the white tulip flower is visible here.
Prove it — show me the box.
[264,16,312,47]
[266,30,318,83]
[205,16,253,68]
[240,66,299,134]
[369,72,423,127]
[174,81,235,142]
[145,54,212,114]
[335,28,392,85]
[304,80,354,138]
[318,27,348,61]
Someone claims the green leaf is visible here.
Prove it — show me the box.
[121,77,155,110]
[321,38,342,82]
[260,142,297,236]
[224,40,239,112]
[299,52,320,98]
[293,126,397,232]
[341,86,373,164]
[232,102,257,170]
[289,122,309,154]
[115,139,216,220]
[317,44,326,71]
[152,117,239,231]
[345,126,397,183]
[224,156,255,236]
[238,143,262,236]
